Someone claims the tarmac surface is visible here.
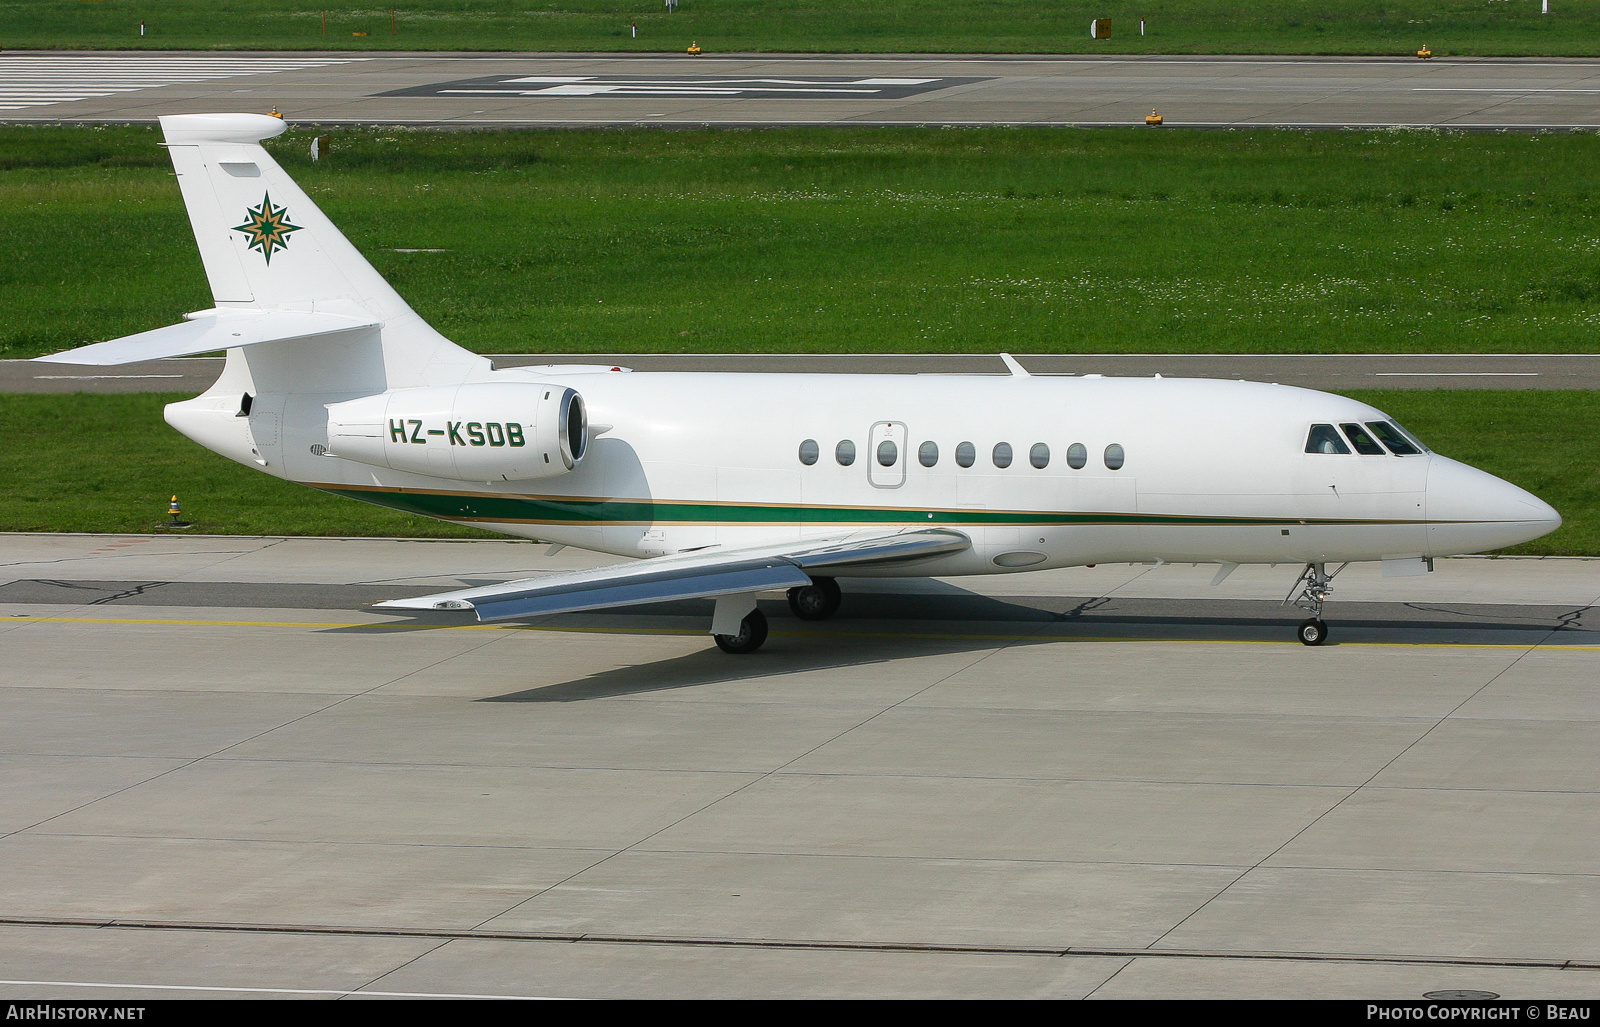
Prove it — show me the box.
[0,532,1597,998]
[8,353,1600,394]
[9,51,1600,129]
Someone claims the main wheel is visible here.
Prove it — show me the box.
[1297,618,1329,646]
[786,577,842,621]
[714,608,769,654]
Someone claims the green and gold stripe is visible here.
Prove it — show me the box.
[305,481,1434,529]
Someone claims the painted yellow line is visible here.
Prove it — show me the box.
[6,616,1599,651]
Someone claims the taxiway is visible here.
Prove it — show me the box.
[0,533,1596,998]
[8,51,1600,129]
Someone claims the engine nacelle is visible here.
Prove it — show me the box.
[325,382,587,482]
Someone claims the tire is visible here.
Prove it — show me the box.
[1298,618,1328,646]
[786,577,842,621]
[714,608,769,654]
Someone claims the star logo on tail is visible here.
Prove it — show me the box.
[232,192,303,264]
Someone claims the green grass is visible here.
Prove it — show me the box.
[0,391,1591,554]
[0,394,503,539]
[6,124,1600,358]
[5,0,1599,56]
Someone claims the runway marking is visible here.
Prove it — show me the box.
[33,374,187,380]
[0,978,557,1000]
[1415,87,1600,93]
[1373,372,1540,377]
[380,74,986,101]
[0,55,370,111]
[8,616,1598,650]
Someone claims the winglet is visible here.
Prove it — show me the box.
[999,353,1031,377]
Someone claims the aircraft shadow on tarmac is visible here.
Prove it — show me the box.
[1,577,1589,701]
[450,588,1599,703]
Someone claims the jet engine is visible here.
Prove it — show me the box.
[325,382,587,482]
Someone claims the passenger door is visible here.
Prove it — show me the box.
[867,421,907,489]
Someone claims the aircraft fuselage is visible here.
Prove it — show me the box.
[167,366,1559,578]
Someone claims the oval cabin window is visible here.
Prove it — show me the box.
[1030,443,1050,469]
[798,439,819,465]
[836,440,856,466]
[1066,443,1087,469]
[992,442,1013,469]
[877,440,899,467]
[919,441,939,467]
[955,442,976,468]
[1104,443,1125,470]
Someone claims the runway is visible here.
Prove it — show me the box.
[9,51,1600,129]
[0,532,1596,998]
[8,353,1600,395]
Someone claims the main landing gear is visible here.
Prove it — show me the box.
[1285,561,1345,646]
[786,576,842,621]
[713,577,842,655]
[714,608,769,654]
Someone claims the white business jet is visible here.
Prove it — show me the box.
[39,114,1561,652]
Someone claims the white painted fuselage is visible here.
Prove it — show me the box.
[168,360,1560,579]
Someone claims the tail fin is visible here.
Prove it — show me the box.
[158,113,486,390]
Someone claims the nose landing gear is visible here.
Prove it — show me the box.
[1297,618,1328,646]
[1285,561,1345,646]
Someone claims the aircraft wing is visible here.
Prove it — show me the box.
[372,528,971,622]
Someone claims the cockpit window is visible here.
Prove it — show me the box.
[1366,421,1422,456]
[1340,423,1386,456]
[1376,419,1427,454]
[1305,424,1351,455]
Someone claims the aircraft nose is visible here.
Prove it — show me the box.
[1425,456,1561,553]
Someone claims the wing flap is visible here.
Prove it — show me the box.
[373,528,970,623]
[35,310,379,366]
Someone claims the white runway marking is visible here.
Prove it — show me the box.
[1415,87,1600,93]
[0,55,369,111]
[1373,372,1541,377]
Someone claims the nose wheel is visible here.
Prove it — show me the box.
[1285,562,1344,646]
[714,608,769,654]
[786,576,842,621]
[1297,618,1329,646]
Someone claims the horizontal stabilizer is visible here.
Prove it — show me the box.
[375,528,970,622]
[35,310,379,366]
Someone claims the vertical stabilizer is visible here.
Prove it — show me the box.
[159,113,488,390]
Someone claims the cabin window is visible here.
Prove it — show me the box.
[992,442,1013,468]
[798,439,819,465]
[835,440,856,466]
[877,440,899,467]
[1305,424,1351,455]
[1030,443,1050,469]
[1340,423,1386,456]
[919,441,939,467]
[1104,443,1125,470]
[1366,421,1422,456]
[1066,443,1087,469]
[955,441,976,468]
